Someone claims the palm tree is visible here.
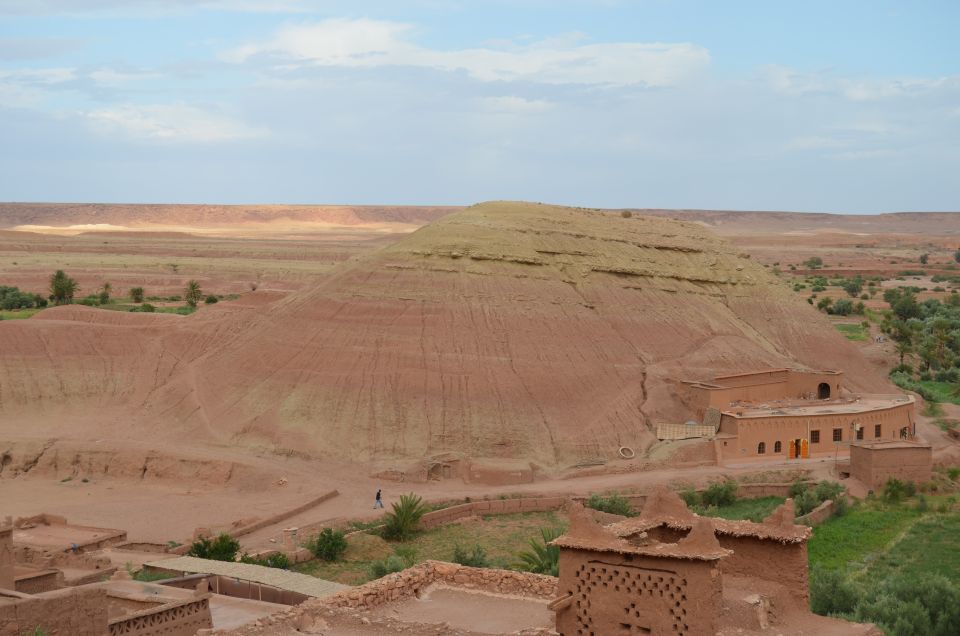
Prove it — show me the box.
[185,280,202,307]
[382,493,428,541]
[516,527,562,576]
[48,270,78,305]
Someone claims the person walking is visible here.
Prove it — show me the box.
[374,488,384,509]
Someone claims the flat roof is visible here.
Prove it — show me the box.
[850,439,931,450]
[145,556,349,599]
[721,395,914,419]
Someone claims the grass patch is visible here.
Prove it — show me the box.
[864,511,960,581]
[294,511,565,585]
[834,323,868,341]
[916,381,960,406]
[695,496,785,523]
[808,501,920,571]
[0,308,43,320]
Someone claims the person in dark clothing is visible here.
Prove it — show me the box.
[374,488,384,509]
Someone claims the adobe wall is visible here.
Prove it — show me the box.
[850,445,933,491]
[719,401,914,461]
[795,500,836,527]
[0,585,109,635]
[320,560,556,611]
[717,536,809,603]
[690,370,843,418]
[0,519,13,591]
[555,547,723,636]
[463,461,535,486]
[107,594,213,636]
[14,568,61,594]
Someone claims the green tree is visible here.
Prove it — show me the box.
[842,278,863,297]
[48,270,78,305]
[304,528,348,561]
[187,533,240,561]
[920,253,929,265]
[381,493,428,541]
[98,282,112,305]
[184,280,202,308]
[516,527,562,576]
[129,287,145,303]
[803,256,824,269]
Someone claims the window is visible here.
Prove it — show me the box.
[833,428,842,442]
[774,441,782,453]
[811,430,820,443]
[856,427,864,440]
[757,442,766,454]
[875,424,881,438]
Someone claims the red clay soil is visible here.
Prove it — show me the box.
[0,202,894,473]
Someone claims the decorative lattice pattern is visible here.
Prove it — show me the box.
[108,598,212,636]
[573,562,689,635]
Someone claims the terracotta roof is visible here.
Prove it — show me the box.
[145,556,349,598]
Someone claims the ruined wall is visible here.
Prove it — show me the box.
[555,548,722,636]
[321,561,556,611]
[0,585,109,635]
[717,537,809,602]
[851,444,933,491]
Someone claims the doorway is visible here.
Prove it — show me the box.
[817,383,831,399]
[788,438,809,459]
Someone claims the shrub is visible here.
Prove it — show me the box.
[810,566,859,616]
[369,546,417,578]
[804,256,823,269]
[829,298,854,315]
[679,487,699,507]
[240,552,291,569]
[789,480,809,498]
[304,528,348,562]
[204,295,218,304]
[452,543,490,568]
[620,210,632,218]
[382,493,428,541]
[585,492,634,517]
[187,533,240,562]
[882,478,912,504]
[701,480,737,507]
[129,287,144,303]
[516,527,561,576]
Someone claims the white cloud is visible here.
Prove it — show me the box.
[480,95,553,114]
[764,64,958,102]
[786,135,846,151]
[224,18,710,87]
[86,103,266,142]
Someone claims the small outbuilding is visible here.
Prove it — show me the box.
[849,439,932,491]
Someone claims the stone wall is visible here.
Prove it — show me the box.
[321,560,557,611]
[0,585,109,636]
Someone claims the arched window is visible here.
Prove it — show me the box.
[757,442,766,454]
[774,441,782,453]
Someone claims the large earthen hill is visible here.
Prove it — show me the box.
[0,202,889,468]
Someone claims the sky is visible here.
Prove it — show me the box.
[0,1,958,212]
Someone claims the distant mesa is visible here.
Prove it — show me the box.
[0,201,889,470]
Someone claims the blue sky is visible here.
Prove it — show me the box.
[1,1,957,211]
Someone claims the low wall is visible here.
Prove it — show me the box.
[192,490,339,542]
[320,560,557,611]
[795,500,836,527]
[155,572,309,606]
[0,585,109,635]
[107,594,213,636]
[14,568,61,594]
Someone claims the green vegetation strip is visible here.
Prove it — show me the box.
[834,323,868,341]
[807,503,920,571]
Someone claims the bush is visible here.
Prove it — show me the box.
[369,547,417,579]
[204,295,219,304]
[882,478,914,504]
[679,487,699,507]
[585,492,634,517]
[810,566,859,616]
[829,298,854,315]
[382,493,428,541]
[187,533,240,562]
[701,480,737,507]
[240,552,291,569]
[130,287,144,303]
[516,527,561,576]
[305,528,348,562]
[452,543,490,568]
[804,256,823,269]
